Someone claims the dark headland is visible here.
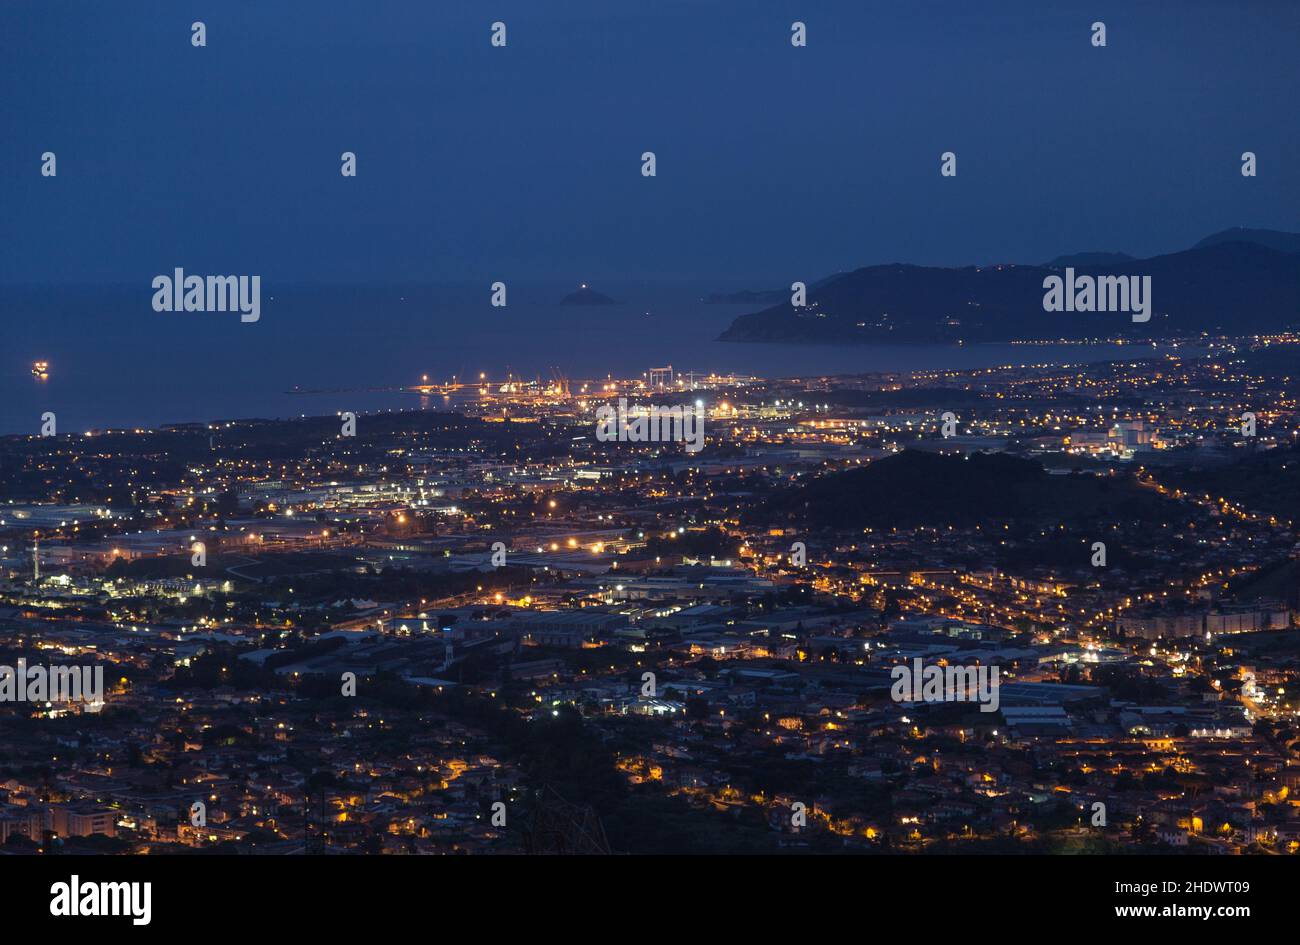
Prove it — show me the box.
[716,228,1300,345]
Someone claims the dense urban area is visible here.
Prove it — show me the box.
[7,335,1300,854]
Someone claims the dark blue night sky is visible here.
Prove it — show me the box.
[2,0,1297,286]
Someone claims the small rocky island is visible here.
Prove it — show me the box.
[560,284,619,305]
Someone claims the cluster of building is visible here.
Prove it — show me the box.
[5,338,1300,853]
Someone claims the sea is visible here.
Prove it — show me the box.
[0,282,1187,436]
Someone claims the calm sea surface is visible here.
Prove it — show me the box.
[0,282,1185,435]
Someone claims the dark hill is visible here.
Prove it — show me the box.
[705,274,846,305]
[1162,443,1300,526]
[1045,251,1134,268]
[719,241,1300,344]
[1193,227,1300,255]
[760,450,1173,530]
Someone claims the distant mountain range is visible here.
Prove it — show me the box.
[717,228,1300,344]
[1192,227,1300,254]
[1044,251,1134,269]
[704,273,842,305]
